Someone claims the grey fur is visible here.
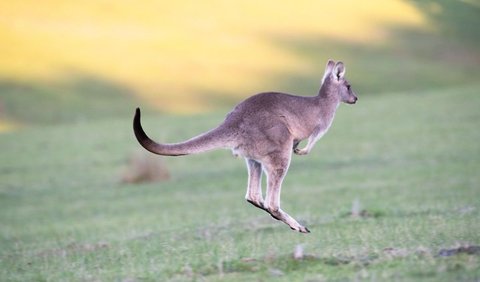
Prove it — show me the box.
[133,60,358,233]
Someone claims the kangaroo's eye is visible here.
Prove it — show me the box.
[346,84,351,90]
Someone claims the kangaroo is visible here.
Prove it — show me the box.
[133,60,358,233]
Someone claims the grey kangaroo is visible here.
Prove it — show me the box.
[133,60,358,233]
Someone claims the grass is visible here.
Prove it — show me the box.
[1,85,479,281]
[0,1,479,280]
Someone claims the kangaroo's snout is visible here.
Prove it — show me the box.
[348,96,358,104]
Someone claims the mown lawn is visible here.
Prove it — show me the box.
[1,85,479,281]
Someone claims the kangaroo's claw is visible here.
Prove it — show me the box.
[294,148,308,155]
[301,226,311,233]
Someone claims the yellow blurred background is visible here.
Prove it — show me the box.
[0,0,478,128]
[0,1,427,111]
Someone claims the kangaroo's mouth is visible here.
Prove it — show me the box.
[347,97,358,104]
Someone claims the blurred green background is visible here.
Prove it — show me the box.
[1,1,479,281]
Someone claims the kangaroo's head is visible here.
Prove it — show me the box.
[321,60,358,104]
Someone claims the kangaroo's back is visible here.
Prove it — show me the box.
[226,92,324,141]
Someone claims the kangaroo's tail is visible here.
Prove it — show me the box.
[133,108,232,156]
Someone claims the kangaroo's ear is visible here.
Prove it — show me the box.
[321,59,336,84]
[334,62,346,80]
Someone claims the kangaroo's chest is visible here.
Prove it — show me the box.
[290,109,336,141]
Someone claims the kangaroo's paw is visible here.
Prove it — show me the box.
[294,148,308,155]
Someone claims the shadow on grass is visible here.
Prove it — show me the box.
[0,71,147,125]
[265,36,478,99]
[256,1,480,99]
[177,2,480,112]
[407,0,480,47]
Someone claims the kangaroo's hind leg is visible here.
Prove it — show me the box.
[263,151,310,233]
[245,158,266,211]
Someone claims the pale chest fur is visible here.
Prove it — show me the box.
[302,101,339,142]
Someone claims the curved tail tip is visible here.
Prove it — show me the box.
[134,108,142,121]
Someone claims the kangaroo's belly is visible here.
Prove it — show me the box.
[230,121,295,160]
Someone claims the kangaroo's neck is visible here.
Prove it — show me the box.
[314,85,340,129]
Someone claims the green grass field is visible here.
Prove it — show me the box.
[1,85,479,281]
[1,1,480,281]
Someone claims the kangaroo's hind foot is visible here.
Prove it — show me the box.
[268,207,310,233]
[262,147,311,233]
